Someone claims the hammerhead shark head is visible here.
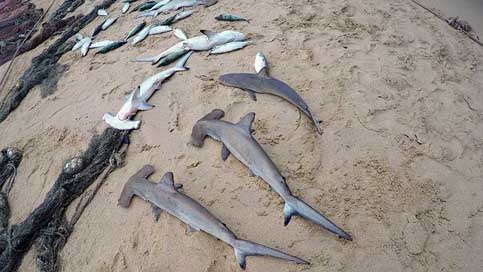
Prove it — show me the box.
[191,110,352,241]
[218,54,323,135]
[119,165,309,269]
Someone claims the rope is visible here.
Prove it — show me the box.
[409,0,482,47]
[3,164,16,196]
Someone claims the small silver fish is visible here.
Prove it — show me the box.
[132,25,152,45]
[209,41,252,54]
[254,52,267,73]
[136,9,160,18]
[101,16,118,30]
[149,0,172,11]
[97,9,108,16]
[122,3,130,13]
[156,48,189,66]
[90,40,116,49]
[91,20,105,37]
[72,38,86,51]
[95,40,127,54]
[173,28,188,40]
[80,37,92,56]
[172,9,194,23]
[148,25,172,35]
[126,21,146,40]
[215,14,249,22]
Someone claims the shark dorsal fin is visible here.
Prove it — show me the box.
[236,112,255,134]
[158,172,177,192]
[127,87,140,104]
[200,30,216,39]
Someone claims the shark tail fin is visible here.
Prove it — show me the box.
[118,165,155,207]
[233,239,308,270]
[190,109,225,147]
[174,50,193,70]
[283,196,352,241]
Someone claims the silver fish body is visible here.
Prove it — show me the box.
[254,52,268,73]
[95,40,127,54]
[172,9,194,23]
[132,25,152,45]
[149,0,172,10]
[125,21,146,39]
[122,3,130,13]
[173,28,188,40]
[209,41,251,54]
[156,48,189,66]
[148,25,172,35]
[215,14,249,22]
[97,9,108,16]
[72,38,86,51]
[80,37,92,56]
[90,40,116,49]
[101,16,118,30]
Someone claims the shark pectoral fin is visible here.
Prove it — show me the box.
[257,67,269,77]
[234,248,247,270]
[236,112,256,134]
[137,102,154,111]
[244,89,257,101]
[221,144,231,161]
[283,202,297,226]
[200,29,216,39]
[233,239,309,269]
[186,224,200,234]
[151,204,162,221]
[248,168,255,177]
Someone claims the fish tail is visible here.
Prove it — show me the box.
[283,196,352,241]
[174,50,193,70]
[232,239,308,270]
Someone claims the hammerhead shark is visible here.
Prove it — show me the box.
[218,53,323,135]
[119,165,309,269]
[191,110,352,241]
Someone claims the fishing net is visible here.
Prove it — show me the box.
[0,0,43,65]
[0,0,118,123]
[0,128,128,272]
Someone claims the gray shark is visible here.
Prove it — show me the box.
[119,165,308,269]
[191,110,352,240]
[218,68,323,135]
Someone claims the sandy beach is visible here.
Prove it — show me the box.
[1,0,482,271]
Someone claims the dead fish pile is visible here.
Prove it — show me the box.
[135,0,217,18]
[135,29,250,64]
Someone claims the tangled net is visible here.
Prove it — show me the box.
[0,0,118,123]
[0,128,128,272]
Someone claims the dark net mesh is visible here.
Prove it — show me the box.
[0,0,118,123]
[0,128,128,272]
